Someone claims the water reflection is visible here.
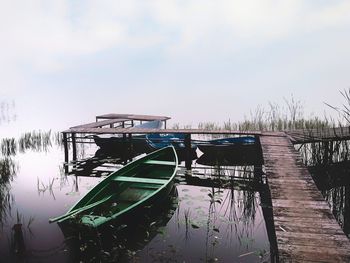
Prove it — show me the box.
[308,161,350,237]
[1,130,55,157]
[60,187,179,263]
[299,140,350,166]
[0,157,17,227]
[0,129,271,262]
[298,140,350,238]
[18,130,53,153]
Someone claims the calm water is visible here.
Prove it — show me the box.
[0,128,271,262]
[2,110,350,262]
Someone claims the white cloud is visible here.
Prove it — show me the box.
[0,0,349,104]
[1,1,349,68]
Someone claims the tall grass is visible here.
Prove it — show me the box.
[197,96,333,132]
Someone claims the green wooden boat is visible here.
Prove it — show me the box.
[50,146,178,228]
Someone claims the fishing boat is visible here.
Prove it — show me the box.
[197,136,256,155]
[93,120,163,154]
[50,146,178,228]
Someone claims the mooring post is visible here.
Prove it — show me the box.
[63,132,69,174]
[71,133,77,161]
[185,133,192,171]
[128,133,133,161]
[253,135,263,183]
[259,185,279,263]
[63,132,68,163]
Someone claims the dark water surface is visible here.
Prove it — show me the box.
[0,128,270,262]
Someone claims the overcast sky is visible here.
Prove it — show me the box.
[1,1,349,129]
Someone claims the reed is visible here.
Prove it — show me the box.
[197,96,333,132]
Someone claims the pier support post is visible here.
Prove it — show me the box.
[184,134,192,171]
[72,133,77,161]
[259,185,279,263]
[254,135,263,183]
[253,165,263,183]
[63,133,69,174]
[128,133,133,161]
[63,133,68,163]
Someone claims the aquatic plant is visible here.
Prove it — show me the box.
[198,95,332,132]
[1,138,17,156]
[18,130,52,153]
[325,88,350,124]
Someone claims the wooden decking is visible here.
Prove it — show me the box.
[286,126,350,144]
[63,127,265,135]
[95,113,171,121]
[260,134,350,262]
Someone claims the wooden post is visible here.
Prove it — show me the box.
[254,135,263,183]
[259,185,279,262]
[344,185,350,236]
[72,133,77,161]
[63,132,69,174]
[254,165,263,183]
[128,133,133,161]
[164,120,167,129]
[63,132,68,163]
[185,134,192,171]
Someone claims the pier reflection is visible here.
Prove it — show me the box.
[309,161,350,237]
[60,187,179,263]
[299,140,350,237]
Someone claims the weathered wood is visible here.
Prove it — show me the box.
[286,126,350,144]
[184,134,192,170]
[95,113,170,121]
[71,133,77,161]
[63,133,68,163]
[70,118,129,129]
[260,135,350,262]
[63,127,265,136]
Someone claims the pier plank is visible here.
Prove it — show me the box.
[260,135,350,262]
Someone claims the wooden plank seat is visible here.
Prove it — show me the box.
[113,176,168,185]
[144,160,176,166]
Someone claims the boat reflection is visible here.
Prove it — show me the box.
[59,187,178,262]
[196,148,262,167]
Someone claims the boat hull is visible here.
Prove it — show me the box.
[50,146,178,228]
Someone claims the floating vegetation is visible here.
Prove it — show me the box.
[0,157,18,183]
[18,130,52,153]
[1,138,17,156]
[37,177,56,198]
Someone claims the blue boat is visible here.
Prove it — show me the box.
[146,133,197,161]
[197,136,256,155]
[93,120,163,153]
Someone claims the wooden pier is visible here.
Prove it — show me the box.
[62,114,350,262]
[261,134,350,262]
